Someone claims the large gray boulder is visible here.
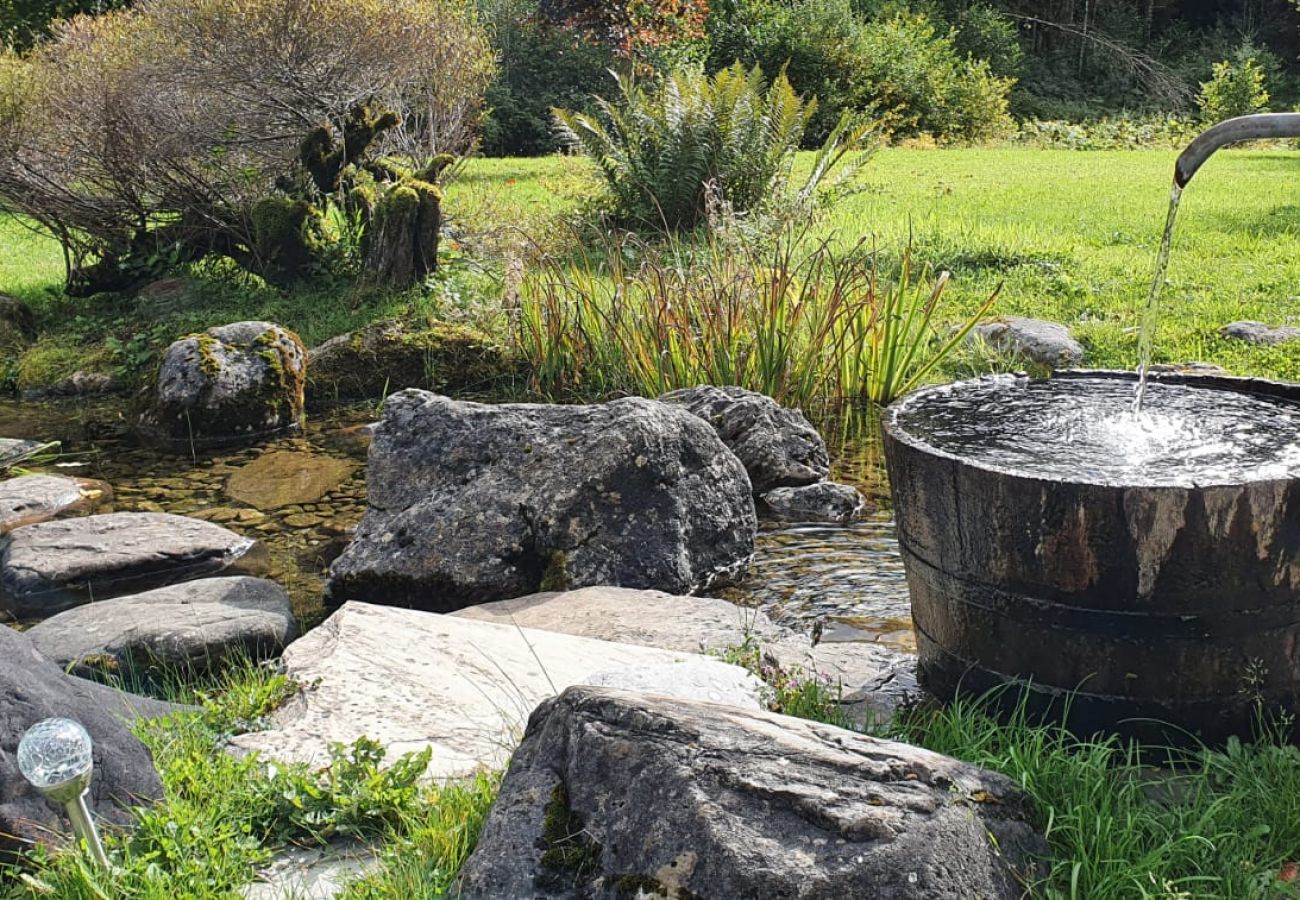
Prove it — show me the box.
[0,625,170,861]
[659,385,829,492]
[0,512,269,620]
[26,576,297,679]
[973,316,1084,368]
[325,391,756,611]
[144,321,306,448]
[0,474,112,536]
[456,687,1047,899]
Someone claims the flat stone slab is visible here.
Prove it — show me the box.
[0,438,58,470]
[229,601,763,779]
[225,451,354,510]
[27,576,298,678]
[0,512,269,620]
[0,474,112,535]
[454,586,918,722]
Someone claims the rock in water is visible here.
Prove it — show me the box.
[326,391,755,611]
[26,576,297,678]
[972,316,1084,368]
[760,480,867,523]
[658,385,829,492]
[144,321,306,448]
[0,625,170,861]
[225,450,354,510]
[0,512,269,620]
[456,686,1047,899]
[0,474,112,535]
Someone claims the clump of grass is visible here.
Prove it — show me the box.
[4,656,499,900]
[896,692,1300,899]
[517,223,996,412]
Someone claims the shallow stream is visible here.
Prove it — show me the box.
[0,399,914,650]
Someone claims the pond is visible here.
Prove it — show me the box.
[0,398,913,651]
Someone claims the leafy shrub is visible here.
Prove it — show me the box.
[0,0,495,294]
[0,0,130,51]
[1198,44,1271,125]
[516,223,996,411]
[1015,115,1197,150]
[553,62,871,229]
[706,3,1015,144]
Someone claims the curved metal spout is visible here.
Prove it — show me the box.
[1175,113,1300,187]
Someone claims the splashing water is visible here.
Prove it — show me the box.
[893,376,1300,487]
[1133,182,1183,411]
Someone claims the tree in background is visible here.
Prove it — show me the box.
[0,0,129,50]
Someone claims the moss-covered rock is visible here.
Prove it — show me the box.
[143,321,307,449]
[306,319,512,405]
[15,339,117,400]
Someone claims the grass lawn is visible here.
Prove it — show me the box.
[3,147,1299,392]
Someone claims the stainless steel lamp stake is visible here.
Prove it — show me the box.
[17,718,111,869]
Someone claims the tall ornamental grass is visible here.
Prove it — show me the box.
[516,225,996,411]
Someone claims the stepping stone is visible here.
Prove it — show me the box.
[225,451,354,510]
[0,512,269,620]
[27,576,298,678]
[0,474,112,535]
[0,438,58,471]
[454,586,919,724]
[228,601,764,779]
[243,840,378,900]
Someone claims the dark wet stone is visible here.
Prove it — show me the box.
[0,625,172,861]
[760,480,867,523]
[658,385,829,492]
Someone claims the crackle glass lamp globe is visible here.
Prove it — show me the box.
[17,717,109,867]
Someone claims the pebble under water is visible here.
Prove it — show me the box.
[892,375,1300,487]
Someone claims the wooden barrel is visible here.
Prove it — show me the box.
[882,370,1300,745]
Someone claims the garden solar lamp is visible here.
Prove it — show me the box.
[17,717,111,869]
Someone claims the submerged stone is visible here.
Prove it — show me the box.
[225,450,354,510]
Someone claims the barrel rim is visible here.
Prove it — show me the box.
[882,369,1300,490]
